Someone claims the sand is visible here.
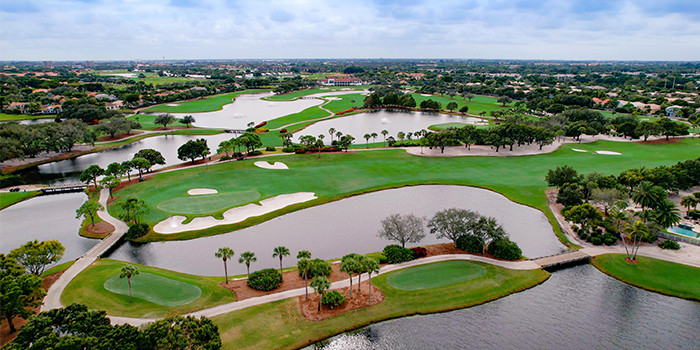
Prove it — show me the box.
[421,94,431,96]
[325,97,342,101]
[187,188,218,195]
[596,150,622,155]
[153,192,317,234]
[254,161,288,170]
[166,103,179,106]
[572,148,587,152]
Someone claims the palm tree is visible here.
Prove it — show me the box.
[310,276,330,312]
[363,133,371,148]
[297,251,312,299]
[654,199,681,228]
[632,181,665,211]
[238,251,256,279]
[364,258,380,302]
[371,132,378,144]
[381,129,388,145]
[328,128,335,142]
[680,195,698,216]
[340,255,358,299]
[214,247,235,284]
[609,208,630,256]
[272,246,290,277]
[335,131,343,140]
[119,265,139,302]
[297,250,311,260]
[623,220,650,261]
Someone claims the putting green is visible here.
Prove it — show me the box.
[155,190,260,215]
[385,261,487,290]
[103,272,202,306]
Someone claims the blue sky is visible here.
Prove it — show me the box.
[1,0,699,61]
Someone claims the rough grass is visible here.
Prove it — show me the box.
[385,261,487,290]
[108,138,700,244]
[41,261,75,277]
[0,113,55,121]
[141,89,269,113]
[61,259,235,318]
[592,254,700,301]
[213,261,549,350]
[0,191,39,210]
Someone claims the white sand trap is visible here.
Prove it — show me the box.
[254,161,288,170]
[166,103,180,106]
[421,94,431,96]
[572,148,587,152]
[596,150,622,155]
[187,188,218,195]
[325,97,342,101]
[153,192,317,234]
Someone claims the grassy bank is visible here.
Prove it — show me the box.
[108,139,700,245]
[0,113,55,121]
[264,86,368,101]
[591,254,700,301]
[213,261,549,350]
[0,191,39,210]
[61,259,234,318]
[140,89,269,114]
[41,261,76,277]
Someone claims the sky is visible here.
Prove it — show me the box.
[1,0,700,61]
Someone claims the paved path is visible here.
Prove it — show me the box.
[41,188,128,311]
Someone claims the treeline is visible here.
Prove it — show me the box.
[0,120,96,161]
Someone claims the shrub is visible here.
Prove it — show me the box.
[248,150,263,156]
[659,240,680,250]
[487,238,522,261]
[593,227,603,236]
[265,146,276,151]
[282,146,297,153]
[301,259,332,278]
[125,223,149,241]
[604,238,615,246]
[688,210,700,220]
[254,127,268,134]
[365,252,387,264]
[220,155,232,161]
[580,233,588,241]
[590,237,603,245]
[383,245,414,264]
[410,246,427,258]
[456,235,485,254]
[321,290,345,309]
[247,268,282,291]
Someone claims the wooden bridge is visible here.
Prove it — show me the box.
[532,250,592,271]
[39,184,88,195]
[224,129,246,134]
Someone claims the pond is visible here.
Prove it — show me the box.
[0,192,97,265]
[313,264,700,350]
[16,133,234,185]
[106,185,565,276]
[294,109,486,142]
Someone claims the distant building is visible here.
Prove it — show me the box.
[105,100,124,110]
[666,105,682,117]
[42,104,62,114]
[317,77,363,86]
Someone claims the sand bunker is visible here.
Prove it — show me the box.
[572,148,587,152]
[187,188,218,195]
[596,150,622,155]
[325,97,342,101]
[153,192,317,234]
[166,103,180,106]
[421,94,431,96]
[254,161,288,170]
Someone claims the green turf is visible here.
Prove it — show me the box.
[155,190,261,215]
[141,89,269,113]
[0,113,55,121]
[264,86,368,101]
[213,261,549,350]
[41,261,75,278]
[385,261,487,290]
[0,191,39,210]
[108,138,700,243]
[428,122,470,131]
[592,254,700,301]
[61,259,235,318]
[412,93,509,116]
[103,272,202,306]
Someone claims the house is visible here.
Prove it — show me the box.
[105,100,124,110]
[8,102,29,113]
[317,77,363,86]
[592,97,610,105]
[32,88,50,94]
[95,94,118,101]
[41,104,62,114]
[666,106,682,117]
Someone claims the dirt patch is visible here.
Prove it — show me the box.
[97,131,144,141]
[423,242,501,260]
[0,269,67,345]
[298,281,385,321]
[85,221,115,237]
[641,137,683,145]
[220,262,350,301]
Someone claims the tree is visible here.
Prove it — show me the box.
[131,157,151,178]
[179,115,195,127]
[340,254,359,299]
[632,181,666,211]
[272,246,290,278]
[653,199,681,228]
[79,164,104,188]
[177,138,209,163]
[446,101,458,111]
[609,207,631,255]
[329,127,336,142]
[76,200,104,226]
[309,276,330,312]
[121,160,134,181]
[338,134,355,152]
[371,132,378,144]
[154,114,174,129]
[362,256,380,302]
[133,149,165,169]
[381,129,388,145]
[238,132,262,155]
[464,92,475,101]
[562,203,603,234]
[119,265,139,302]
[470,216,507,255]
[141,315,221,350]
[591,188,626,216]
[459,105,469,114]
[427,208,479,247]
[546,165,582,187]
[297,250,312,299]
[680,195,698,216]
[100,175,120,198]
[238,251,256,279]
[0,254,45,333]
[635,121,661,141]
[117,197,150,224]
[623,220,650,261]
[377,213,425,248]
[105,162,123,178]
[215,247,234,284]
[363,133,371,148]
[9,240,65,276]
[425,130,460,153]
[497,96,512,106]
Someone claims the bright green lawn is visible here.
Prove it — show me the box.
[141,89,269,114]
[214,261,549,350]
[0,191,39,210]
[592,254,700,301]
[41,261,75,277]
[108,138,700,243]
[385,261,486,290]
[155,190,260,215]
[126,114,213,131]
[0,113,55,121]
[264,86,369,101]
[103,272,202,306]
[61,259,234,318]
[412,93,509,115]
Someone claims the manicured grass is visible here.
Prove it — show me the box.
[428,122,470,131]
[265,86,368,101]
[412,93,509,116]
[385,261,487,290]
[0,191,39,210]
[95,128,223,149]
[61,259,235,318]
[0,113,55,121]
[41,261,75,278]
[141,89,269,114]
[103,272,202,306]
[108,138,700,243]
[213,261,549,350]
[155,190,261,215]
[265,105,330,130]
[592,254,700,301]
